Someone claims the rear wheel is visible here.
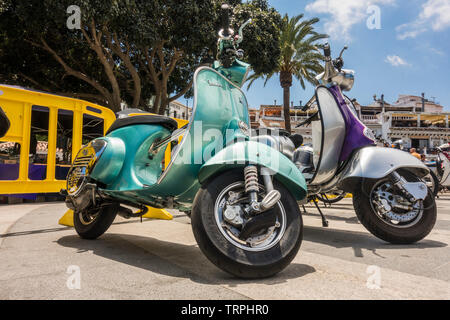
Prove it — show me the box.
[191,170,303,279]
[353,171,436,244]
[74,204,118,240]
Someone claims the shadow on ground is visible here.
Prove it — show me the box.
[57,233,315,286]
[303,225,447,258]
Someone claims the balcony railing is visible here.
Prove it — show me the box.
[290,116,309,122]
[361,115,381,124]
[390,126,450,131]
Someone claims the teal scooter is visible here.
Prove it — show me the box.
[63,5,307,278]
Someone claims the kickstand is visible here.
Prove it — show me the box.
[301,205,307,214]
[313,197,329,227]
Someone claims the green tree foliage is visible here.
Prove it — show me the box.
[247,14,327,132]
[0,0,281,113]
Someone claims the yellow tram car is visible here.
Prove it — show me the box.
[0,84,188,223]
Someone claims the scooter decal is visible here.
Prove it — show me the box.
[329,85,375,161]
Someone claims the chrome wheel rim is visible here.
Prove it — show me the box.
[370,180,423,228]
[214,182,287,252]
[78,209,100,226]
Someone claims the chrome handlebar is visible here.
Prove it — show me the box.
[318,43,354,91]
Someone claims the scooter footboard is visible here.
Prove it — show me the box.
[337,146,429,192]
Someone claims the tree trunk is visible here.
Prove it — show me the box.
[282,86,291,133]
[280,71,293,133]
[159,93,169,115]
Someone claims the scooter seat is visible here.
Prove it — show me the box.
[106,115,178,135]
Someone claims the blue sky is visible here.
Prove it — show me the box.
[242,0,450,110]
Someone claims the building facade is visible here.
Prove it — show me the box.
[358,94,449,150]
[253,94,449,151]
[165,101,192,120]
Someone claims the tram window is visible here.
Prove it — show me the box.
[82,114,104,145]
[29,106,49,180]
[0,141,20,180]
[86,106,102,114]
[55,109,73,180]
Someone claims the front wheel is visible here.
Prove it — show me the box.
[191,170,303,279]
[353,171,437,244]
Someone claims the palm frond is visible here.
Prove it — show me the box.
[246,13,327,91]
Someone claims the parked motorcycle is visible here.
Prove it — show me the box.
[254,43,437,244]
[422,159,441,197]
[436,143,450,189]
[62,5,307,278]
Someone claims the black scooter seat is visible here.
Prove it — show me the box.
[106,115,178,135]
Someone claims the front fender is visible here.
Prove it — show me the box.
[198,141,307,200]
[338,146,429,191]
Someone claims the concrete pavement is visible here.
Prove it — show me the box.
[0,196,449,299]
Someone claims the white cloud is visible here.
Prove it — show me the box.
[385,55,410,67]
[305,0,396,41]
[430,47,445,55]
[396,0,450,39]
[396,23,427,40]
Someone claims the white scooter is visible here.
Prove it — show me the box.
[436,144,450,189]
[254,43,437,244]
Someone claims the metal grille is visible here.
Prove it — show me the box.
[67,149,96,195]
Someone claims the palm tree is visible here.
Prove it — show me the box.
[248,14,327,133]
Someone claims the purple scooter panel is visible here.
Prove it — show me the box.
[328,85,376,161]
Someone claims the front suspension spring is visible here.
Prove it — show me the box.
[244,165,259,193]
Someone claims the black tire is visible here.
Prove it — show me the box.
[424,170,440,198]
[316,191,347,204]
[191,170,303,279]
[74,204,118,240]
[353,172,437,244]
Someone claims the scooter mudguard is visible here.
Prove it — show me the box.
[198,140,307,201]
[338,146,429,191]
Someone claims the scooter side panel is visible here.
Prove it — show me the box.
[90,137,126,185]
[198,141,307,201]
[97,125,170,192]
[310,86,346,185]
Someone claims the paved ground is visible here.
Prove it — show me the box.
[0,195,449,300]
